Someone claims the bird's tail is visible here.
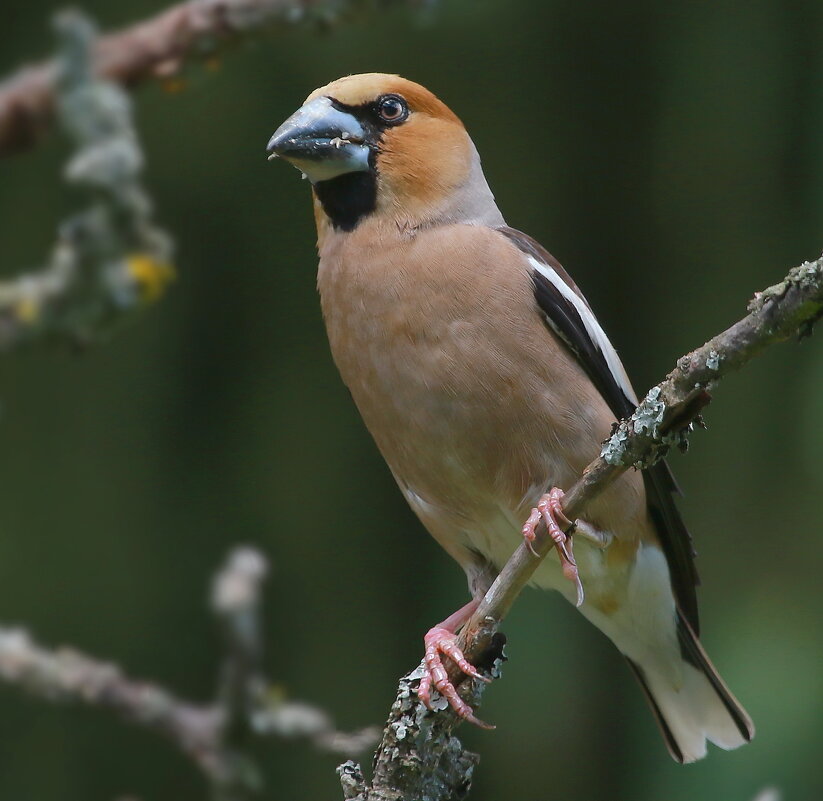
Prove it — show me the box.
[626,611,754,763]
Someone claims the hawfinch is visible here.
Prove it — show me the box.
[267,73,754,763]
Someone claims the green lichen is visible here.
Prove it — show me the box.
[749,257,823,313]
[601,386,692,469]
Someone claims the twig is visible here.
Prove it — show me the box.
[0,10,173,350]
[210,547,270,799]
[213,547,268,746]
[0,0,428,159]
[0,627,222,775]
[340,254,823,800]
[0,547,377,800]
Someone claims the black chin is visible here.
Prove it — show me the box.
[313,170,377,232]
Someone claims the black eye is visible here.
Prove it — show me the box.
[376,95,408,124]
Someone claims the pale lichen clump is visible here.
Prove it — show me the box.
[338,650,504,801]
[0,10,173,349]
[749,257,823,314]
[600,386,692,470]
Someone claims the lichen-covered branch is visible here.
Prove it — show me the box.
[0,11,173,350]
[338,642,505,801]
[340,254,823,801]
[0,547,377,800]
[0,0,427,159]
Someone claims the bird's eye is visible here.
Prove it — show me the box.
[376,95,408,124]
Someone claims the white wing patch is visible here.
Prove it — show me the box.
[527,255,638,405]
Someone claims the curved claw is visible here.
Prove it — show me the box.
[560,535,585,607]
[418,625,495,730]
[524,487,586,607]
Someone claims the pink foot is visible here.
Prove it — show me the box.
[522,487,585,607]
[417,601,494,729]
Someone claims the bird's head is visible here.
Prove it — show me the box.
[267,73,503,234]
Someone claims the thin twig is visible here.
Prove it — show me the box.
[341,254,823,801]
[210,547,271,799]
[0,0,428,159]
[213,547,269,746]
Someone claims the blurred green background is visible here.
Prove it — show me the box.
[2,0,822,798]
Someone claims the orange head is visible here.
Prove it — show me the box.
[267,74,502,232]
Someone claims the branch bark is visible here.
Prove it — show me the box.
[341,254,823,801]
[0,0,424,159]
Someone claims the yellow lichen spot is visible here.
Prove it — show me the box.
[204,57,221,72]
[126,254,176,304]
[161,77,187,94]
[14,296,39,323]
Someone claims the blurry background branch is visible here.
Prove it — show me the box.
[338,254,823,801]
[0,0,428,159]
[0,11,173,350]
[0,0,429,351]
[0,546,378,801]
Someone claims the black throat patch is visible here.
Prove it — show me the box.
[313,170,378,232]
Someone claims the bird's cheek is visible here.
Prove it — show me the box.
[378,123,472,209]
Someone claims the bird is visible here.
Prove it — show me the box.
[266,73,754,763]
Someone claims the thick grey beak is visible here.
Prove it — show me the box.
[267,96,372,184]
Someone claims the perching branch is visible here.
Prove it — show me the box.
[0,547,378,801]
[0,0,427,159]
[340,254,823,801]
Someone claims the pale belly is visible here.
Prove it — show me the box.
[316,226,647,603]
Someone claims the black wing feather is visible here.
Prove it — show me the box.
[498,226,701,634]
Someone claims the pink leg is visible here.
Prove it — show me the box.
[522,487,585,607]
[417,598,494,729]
